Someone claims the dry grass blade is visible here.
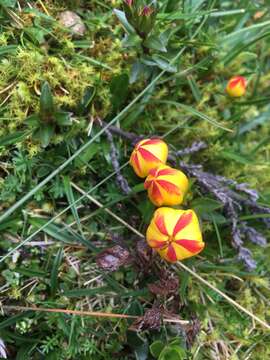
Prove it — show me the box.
[1,305,190,325]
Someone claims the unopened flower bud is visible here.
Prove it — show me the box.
[144,164,189,207]
[226,76,247,97]
[141,6,154,16]
[130,138,168,178]
[146,207,204,262]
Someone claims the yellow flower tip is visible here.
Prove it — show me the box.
[144,164,189,207]
[146,207,204,263]
[129,138,168,178]
[226,76,247,97]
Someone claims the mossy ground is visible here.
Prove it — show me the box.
[0,0,270,359]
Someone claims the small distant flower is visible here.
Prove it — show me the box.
[146,207,204,262]
[144,164,189,207]
[141,6,154,16]
[130,138,168,178]
[226,76,247,97]
[125,0,133,6]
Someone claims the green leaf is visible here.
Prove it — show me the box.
[130,60,147,84]
[110,73,129,111]
[39,82,54,120]
[0,131,29,147]
[127,332,148,360]
[26,114,41,127]
[54,111,72,126]
[157,100,233,132]
[0,0,16,8]
[0,312,33,330]
[159,346,184,360]
[15,267,48,278]
[126,300,144,316]
[150,341,165,358]
[223,31,270,65]
[203,211,226,224]
[187,75,201,102]
[191,197,223,215]
[34,124,55,148]
[0,44,17,56]
[152,55,177,73]
[144,35,167,52]
[24,26,47,45]
[62,286,110,297]
[113,9,135,34]
[29,218,97,251]
[135,342,149,360]
[76,86,96,115]
[0,216,19,231]
[239,106,270,134]
[29,218,77,244]
[50,248,64,296]
[137,199,155,224]
[16,344,37,360]
[63,176,81,230]
[1,329,39,343]
[74,143,100,167]
[122,33,141,48]
[220,151,252,165]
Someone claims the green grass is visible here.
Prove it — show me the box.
[0,0,270,359]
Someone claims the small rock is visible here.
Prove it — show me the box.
[59,10,86,37]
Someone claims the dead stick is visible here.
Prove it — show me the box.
[1,305,190,325]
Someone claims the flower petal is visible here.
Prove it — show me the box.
[148,239,167,249]
[166,244,177,262]
[157,179,181,195]
[157,168,178,176]
[174,239,204,253]
[229,76,245,89]
[142,138,162,146]
[173,212,192,237]
[151,182,163,205]
[155,213,168,236]
[138,147,160,162]
[132,153,141,173]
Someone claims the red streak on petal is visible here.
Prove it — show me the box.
[138,148,160,162]
[173,212,192,237]
[155,213,168,236]
[133,153,141,173]
[157,168,177,176]
[229,76,245,89]
[167,244,177,262]
[151,182,163,204]
[144,180,152,189]
[174,239,204,253]
[142,138,162,146]
[157,179,180,195]
[149,239,166,249]
[149,167,158,177]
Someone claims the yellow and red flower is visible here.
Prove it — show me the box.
[144,164,189,207]
[146,207,204,262]
[226,76,247,97]
[130,138,168,178]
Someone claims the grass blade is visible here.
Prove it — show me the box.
[50,248,64,296]
[155,100,233,132]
